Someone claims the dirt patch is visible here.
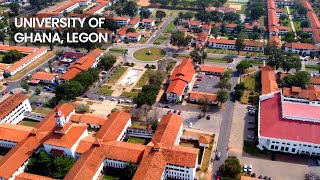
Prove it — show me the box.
[137,0,150,7]
[229,3,242,11]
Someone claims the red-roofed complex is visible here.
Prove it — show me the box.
[207,39,265,52]
[60,48,103,82]
[189,92,218,105]
[200,65,225,76]
[284,42,319,55]
[300,0,320,47]
[0,93,31,124]
[166,58,195,102]
[31,72,57,84]
[261,66,279,94]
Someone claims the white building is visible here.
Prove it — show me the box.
[0,93,31,124]
[111,16,130,26]
[125,32,142,42]
[284,42,319,56]
[207,39,265,52]
[141,19,156,28]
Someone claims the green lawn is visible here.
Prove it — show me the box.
[109,48,127,54]
[107,67,128,84]
[20,119,39,127]
[243,141,267,156]
[139,38,148,44]
[163,21,175,33]
[135,69,154,88]
[0,54,5,62]
[127,137,151,145]
[306,65,320,71]
[133,47,166,61]
[205,58,230,63]
[206,48,264,56]
[246,59,264,66]
[120,91,138,98]
[292,19,301,31]
[153,34,169,45]
[98,88,114,95]
[131,121,148,129]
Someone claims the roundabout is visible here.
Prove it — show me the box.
[133,47,167,61]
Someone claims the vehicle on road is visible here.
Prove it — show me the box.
[248,164,252,172]
[3,82,8,86]
[216,152,221,160]
[206,115,211,120]
[173,109,177,113]
[243,164,248,172]
[111,98,116,101]
[248,127,255,130]
[258,175,263,179]
[188,122,193,128]
[251,173,256,177]
[196,78,202,81]
[178,110,182,115]
[2,91,8,95]
[248,110,255,116]
[164,105,171,108]
[125,99,131,103]
[193,84,199,88]
[118,99,124,103]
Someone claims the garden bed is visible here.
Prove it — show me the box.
[107,67,128,84]
[133,48,166,61]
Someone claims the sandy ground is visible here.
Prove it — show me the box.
[74,98,121,116]
[229,4,242,11]
[137,0,150,7]
[39,0,74,13]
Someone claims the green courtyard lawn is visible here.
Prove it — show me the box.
[133,47,166,61]
[107,67,128,84]
[127,137,151,145]
[98,85,114,95]
[109,48,127,54]
[246,59,264,66]
[19,119,39,127]
[163,21,175,33]
[205,48,264,57]
[0,54,5,62]
[240,72,260,104]
[292,19,301,31]
[153,34,169,45]
[120,91,138,98]
[135,69,154,88]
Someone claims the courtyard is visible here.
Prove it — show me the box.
[191,73,221,94]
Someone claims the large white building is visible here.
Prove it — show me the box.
[284,42,319,56]
[0,93,31,124]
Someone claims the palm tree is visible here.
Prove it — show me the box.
[122,49,128,63]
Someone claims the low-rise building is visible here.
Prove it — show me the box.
[0,93,31,124]
[207,39,265,51]
[188,91,218,105]
[110,16,130,26]
[200,64,225,76]
[188,21,201,29]
[141,18,156,28]
[284,42,319,56]
[128,17,140,29]
[31,72,57,84]
[125,32,141,42]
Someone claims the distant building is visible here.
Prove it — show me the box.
[31,72,57,84]
[284,42,319,56]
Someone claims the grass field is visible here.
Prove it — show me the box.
[131,121,148,129]
[135,69,154,88]
[205,58,230,63]
[127,137,151,145]
[0,54,5,62]
[133,47,166,61]
[153,34,169,45]
[107,67,128,84]
[163,21,175,33]
[306,65,320,71]
[120,91,138,98]
[103,170,121,180]
[98,85,113,95]
[20,119,39,127]
[292,19,301,31]
[206,48,264,56]
[109,48,127,54]
[240,73,260,104]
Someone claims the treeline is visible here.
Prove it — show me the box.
[245,0,266,21]
[150,0,227,9]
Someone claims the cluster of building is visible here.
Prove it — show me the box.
[267,0,320,55]
[257,66,320,156]
[0,45,47,77]
[165,58,225,105]
[0,92,208,179]
[182,20,267,52]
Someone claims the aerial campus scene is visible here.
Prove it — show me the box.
[0,0,319,179]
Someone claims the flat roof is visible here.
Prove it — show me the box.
[282,101,320,122]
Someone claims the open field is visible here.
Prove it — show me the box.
[109,48,127,54]
[133,47,166,61]
[120,91,138,98]
[206,48,265,56]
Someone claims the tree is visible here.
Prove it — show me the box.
[183,12,195,21]
[283,31,296,43]
[9,2,20,15]
[234,82,246,91]
[219,156,242,178]
[51,156,75,179]
[235,36,245,55]
[279,14,288,22]
[218,78,231,89]
[195,10,212,23]
[3,50,23,64]
[281,54,301,72]
[123,1,138,17]
[56,81,84,101]
[21,80,30,91]
[75,104,90,113]
[103,19,119,32]
[199,96,210,116]
[98,54,117,70]
[190,48,207,64]
[121,162,137,179]
[73,68,99,89]
[0,32,6,45]
[281,71,310,88]
[235,23,246,33]
[210,10,223,23]
[223,12,240,23]
[217,89,228,105]
[170,31,191,47]
[234,89,244,101]
[155,10,166,21]
[250,6,265,20]
[304,172,320,180]
[139,7,151,20]
[236,60,251,73]
[234,82,247,101]
[149,71,166,86]
[267,48,284,69]
[35,88,41,95]
[248,32,261,41]
[74,7,83,14]
[151,120,159,130]
[300,20,310,28]
[211,27,219,38]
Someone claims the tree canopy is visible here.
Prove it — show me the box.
[281,71,310,88]
[56,81,84,101]
[3,50,24,64]
[217,89,228,105]
[236,60,251,73]
[98,54,117,70]
[219,156,242,179]
[139,7,151,20]
[190,48,207,64]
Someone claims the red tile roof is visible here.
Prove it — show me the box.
[260,92,320,144]
[103,141,145,163]
[169,58,195,83]
[126,32,141,37]
[151,114,183,146]
[285,42,319,50]
[198,135,211,144]
[282,86,320,101]
[208,38,235,45]
[188,21,201,26]
[53,0,80,13]
[111,16,130,21]
[0,123,34,143]
[0,93,29,120]
[95,111,131,142]
[310,77,320,85]
[200,65,225,73]
[0,45,36,53]
[0,63,9,71]
[142,18,155,23]
[75,136,96,153]
[196,32,208,42]
[189,92,217,102]
[15,172,56,180]
[60,68,82,81]
[128,17,139,25]
[32,72,57,81]
[70,113,108,126]
[116,26,128,36]
[166,79,187,95]
[261,66,279,94]
[269,36,281,47]
[85,1,108,15]
[282,101,320,121]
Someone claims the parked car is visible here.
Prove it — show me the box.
[111,98,117,101]
[3,82,8,86]
[248,127,255,130]
[247,135,254,139]
[118,99,124,103]
[258,175,263,179]
[243,164,248,172]
[2,91,8,95]
[196,78,202,81]
[251,173,256,177]
[173,109,177,113]
[263,176,269,179]
[178,110,182,115]
[188,122,193,128]
[206,115,211,120]
[248,110,255,116]
[216,176,221,180]
[164,105,171,108]
[125,99,131,103]
[247,106,256,110]
[216,152,221,160]
[248,164,252,172]
[193,84,199,88]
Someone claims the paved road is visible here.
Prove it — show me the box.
[146,16,175,45]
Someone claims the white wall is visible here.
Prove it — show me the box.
[0,98,32,124]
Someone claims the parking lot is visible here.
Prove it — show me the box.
[191,73,221,94]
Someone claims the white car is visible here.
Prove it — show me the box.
[243,164,248,172]
[111,98,116,101]
[118,99,124,103]
[248,164,253,172]
[125,99,131,103]
[188,122,193,128]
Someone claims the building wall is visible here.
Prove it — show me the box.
[116,119,132,141]
[166,92,182,102]
[0,98,32,124]
[104,159,126,168]
[284,47,317,55]
[165,164,197,180]
[208,43,264,52]
[0,140,16,149]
